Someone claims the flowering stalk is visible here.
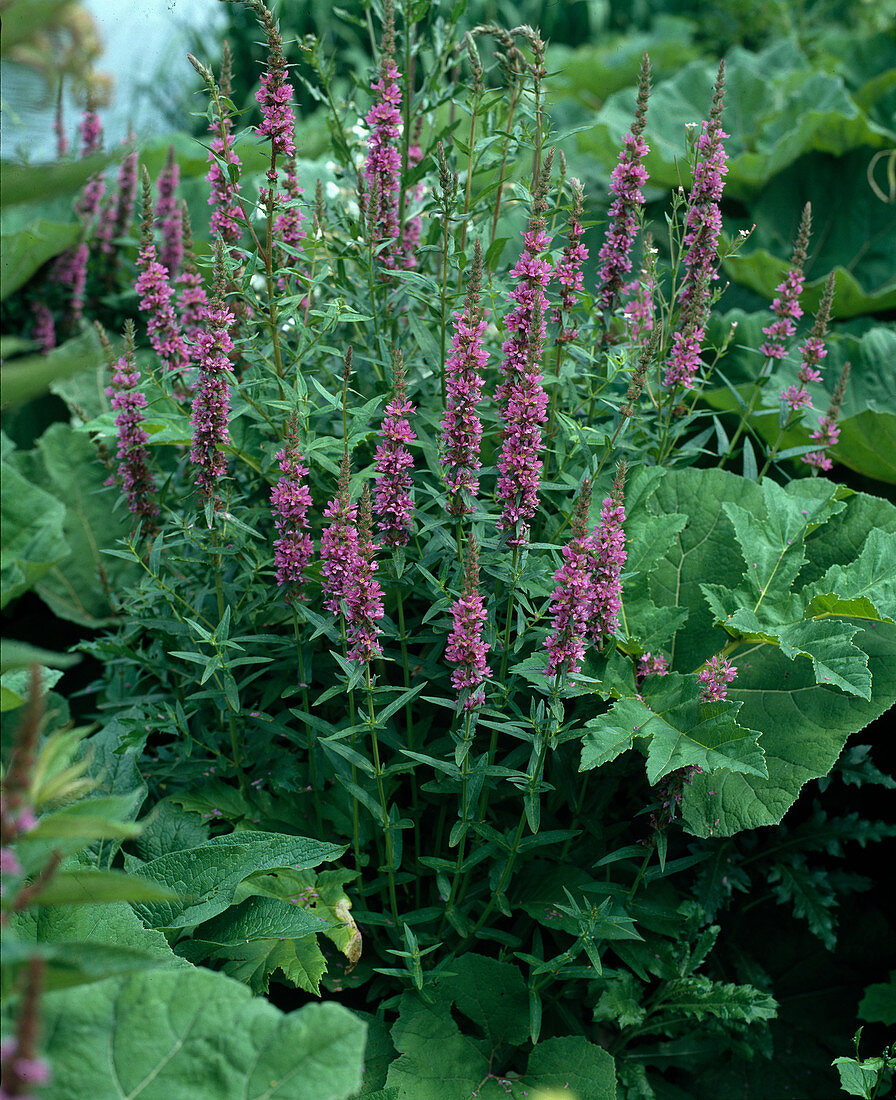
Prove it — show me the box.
[663,61,729,391]
[29,301,55,354]
[637,652,669,680]
[363,0,402,271]
[320,451,359,617]
[94,131,138,258]
[719,203,813,469]
[273,156,307,288]
[374,351,417,548]
[545,479,595,682]
[445,538,491,711]
[759,272,836,478]
[105,319,159,530]
[441,240,487,522]
[156,145,183,279]
[596,52,651,316]
[191,240,234,507]
[547,177,588,440]
[271,415,313,598]
[588,462,627,642]
[698,654,737,702]
[203,43,243,246]
[176,205,210,346]
[436,140,459,404]
[347,484,385,664]
[762,202,812,360]
[496,150,554,547]
[804,360,850,472]
[135,167,190,375]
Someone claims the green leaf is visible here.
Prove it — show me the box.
[431,954,529,1046]
[0,455,69,607]
[804,529,896,623]
[193,896,332,946]
[1,327,107,406]
[523,1035,616,1100]
[832,1056,886,1098]
[31,869,180,907]
[593,971,647,1028]
[580,698,641,771]
[767,856,838,949]
[0,639,80,673]
[0,218,80,299]
[659,975,778,1022]
[385,994,490,1100]
[683,622,896,837]
[195,933,330,997]
[858,971,896,1027]
[135,801,211,862]
[777,619,871,699]
[128,831,347,929]
[41,969,366,1100]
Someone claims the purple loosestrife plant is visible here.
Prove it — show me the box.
[29,302,55,354]
[363,0,403,270]
[190,242,234,506]
[664,61,729,390]
[441,240,488,517]
[596,53,651,316]
[698,655,737,702]
[105,319,158,530]
[205,43,243,246]
[320,451,359,616]
[176,206,210,346]
[805,361,851,472]
[374,351,417,547]
[552,178,589,344]
[761,202,812,360]
[346,484,385,663]
[271,416,313,598]
[446,538,491,709]
[156,145,183,279]
[545,480,596,681]
[135,168,190,375]
[496,152,554,547]
[94,133,138,258]
[248,0,297,162]
[588,463,627,641]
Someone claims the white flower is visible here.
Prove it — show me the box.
[325,180,340,200]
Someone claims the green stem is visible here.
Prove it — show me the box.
[757,410,799,480]
[717,356,774,470]
[367,667,399,927]
[295,608,323,834]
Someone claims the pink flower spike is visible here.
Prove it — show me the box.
[271,415,312,598]
[176,204,210,347]
[206,42,243,246]
[247,0,297,160]
[190,240,234,505]
[346,484,385,663]
[597,53,650,315]
[637,652,669,679]
[156,145,183,279]
[587,462,627,641]
[441,240,487,516]
[804,358,849,474]
[374,350,417,547]
[363,0,403,270]
[446,538,491,709]
[135,167,190,375]
[104,319,158,529]
[545,480,596,681]
[320,452,359,616]
[760,203,811,360]
[663,61,728,390]
[552,178,589,344]
[496,152,554,547]
[698,654,737,702]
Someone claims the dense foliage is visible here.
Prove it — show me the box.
[2,1,894,1098]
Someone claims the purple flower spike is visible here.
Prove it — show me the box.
[363,0,403,270]
[321,452,359,616]
[664,62,729,390]
[496,152,554,547]
[374,351,417,547]
[176,205,210,347]
[545,480,596,681]
[95,133,138,257]
[637,652,669,680]
[207,43,243,245]
[135,168,190,374]
[346,484,385,663]
[552,178,589,344]
[804,359,849,473]
[104,319,158,529]
[761,202,812,360]
[156,145,183,279]
[252,1,297,161]
[588,462,627,641]
[30,302,55,354]
[441,240,488,516]
[446,538,491,709]
[271,416,313,598]
[597,53,651,314]
[191,241,234,505]
[698,654,737,702]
